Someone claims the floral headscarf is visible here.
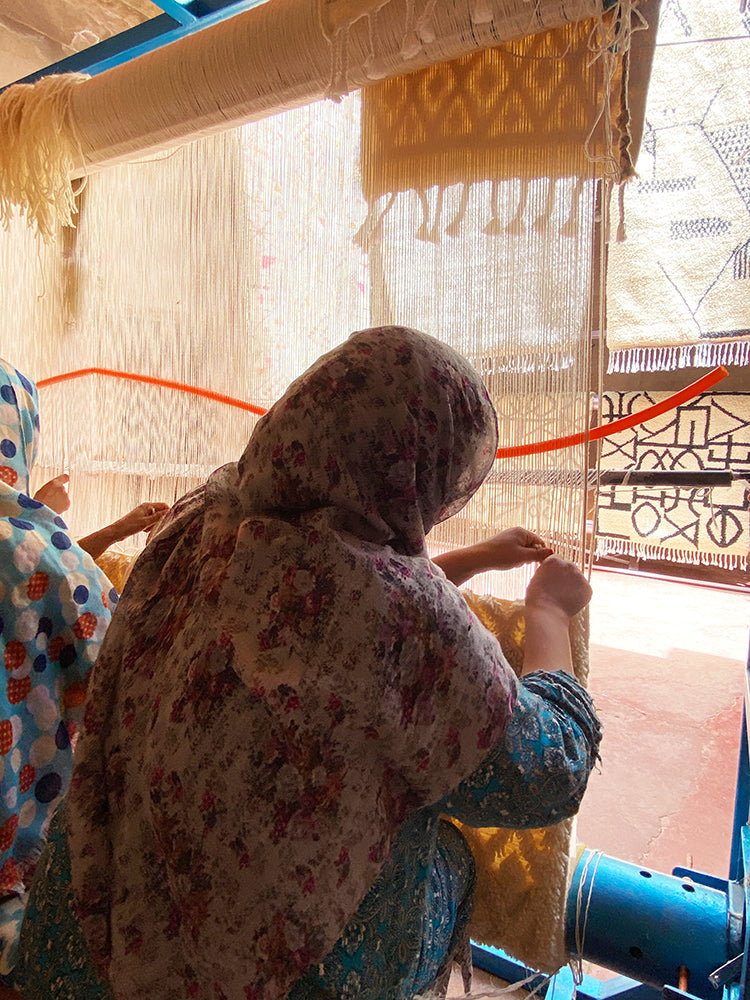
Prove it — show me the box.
[238,324,500,553]
[68,327,518,1000]
[0,360,114,903]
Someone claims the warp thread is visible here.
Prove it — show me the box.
[412,852,607,1000]
[585,0,649,187]
[0,73,89,241]
[570,849,605,987]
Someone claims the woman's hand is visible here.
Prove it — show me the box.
[432,527,552,587]
[33,473,71,514]
[113,502,170,539]
[78,502,170,560]
[480,527,553,570]
[523,557,592,676]
[525,555,592,620]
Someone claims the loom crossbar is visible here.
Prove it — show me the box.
[10,0,604,175]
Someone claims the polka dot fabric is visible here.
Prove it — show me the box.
[0,361,39,497]
[0,487,115,896]
[0,361,114,900]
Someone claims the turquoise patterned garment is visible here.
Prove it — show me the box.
[0,359,116,977]
[289,671,601,999]
[15,672,600,999]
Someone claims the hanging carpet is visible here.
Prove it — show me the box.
[605,0,750,372]
[596,390,750,569]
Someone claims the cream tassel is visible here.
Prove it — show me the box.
[0,73,89,241]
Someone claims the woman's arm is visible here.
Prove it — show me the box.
[522,556,592,676]
[33,477,170,560]
[432,527,552,587]
[78,502,169,560]
[441,672,601,829]
[442,556,598,828]
[436,531,590,677]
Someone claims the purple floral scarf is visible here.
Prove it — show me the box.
[67,327,518,999]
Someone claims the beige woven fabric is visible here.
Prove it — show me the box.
[0,0,653,596]
[0,0,607,236]
[454,591,589,974]
[361,20,601,199]
[606,0,750,372]
[358,18,616,596]
[596,390,750,570]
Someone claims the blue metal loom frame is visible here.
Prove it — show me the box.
[1,0,622,91]
[2,0,271,90]
[5,7,747,996]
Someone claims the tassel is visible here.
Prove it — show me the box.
[445,183,470,237]
[503,180,528,237]
[615,182,627,242]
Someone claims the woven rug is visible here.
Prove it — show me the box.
[596,391,750,569]
[456,592,589,975]
[605,0,750,372]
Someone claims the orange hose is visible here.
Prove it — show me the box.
[36,366,267,417]
[37,364,729,459]
[495,365,728,459]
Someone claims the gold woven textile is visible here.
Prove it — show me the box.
[457,591,589,973]
[361,21,601,199]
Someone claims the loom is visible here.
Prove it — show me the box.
[2,0,637,588]
[1,0,748,998]
[469,461,750,1000]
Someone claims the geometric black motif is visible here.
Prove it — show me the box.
[597,392,750,568]
[734,238,750,280]
[705,124,750,215]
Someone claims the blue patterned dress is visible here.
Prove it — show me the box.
[0,359,116,978]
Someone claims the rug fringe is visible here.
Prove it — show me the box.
[608,340,750,374]
[595,536,747,572]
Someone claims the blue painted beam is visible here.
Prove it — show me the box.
[8,14,181,86]
[2,0,270,90]
[739,826,750,1000]
[149,0,196,26]
[470,943,661,1000]
[566,850,730,999]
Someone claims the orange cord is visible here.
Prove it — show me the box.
[37,364,729,459]
[495,365,728,459]
[36,367,267,417]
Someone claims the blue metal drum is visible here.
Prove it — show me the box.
[566,850,731,999]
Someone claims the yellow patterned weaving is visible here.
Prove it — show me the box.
[454,591,589,973]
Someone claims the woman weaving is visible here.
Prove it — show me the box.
[0,356,169,985]
[15,326,601,999]
[0,359,116,981]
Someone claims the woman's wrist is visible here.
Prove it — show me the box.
[432,543,486,587]
[522,602,573,676]
[78,524,120,560]
[524,600,571,629]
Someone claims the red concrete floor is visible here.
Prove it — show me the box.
[578,567,750,880]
